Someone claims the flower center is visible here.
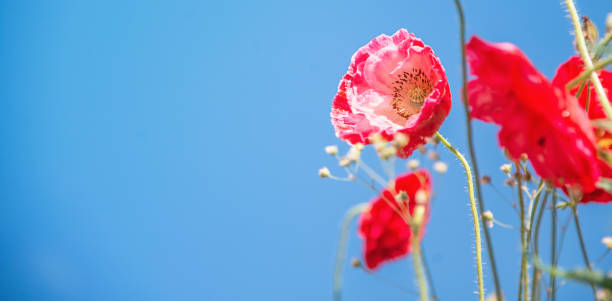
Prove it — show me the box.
[391,68,433,119]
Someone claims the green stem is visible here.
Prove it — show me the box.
[516,163,528,301]
[585,82,591,113]
[411,226,428,301]
[570,204,597,299]
[550,192,557,301]
[421,245,439,301]
[531,190,550,301]
[333,203,369,301]
[452,0,503,299]
[566,56,612,90]
[435,132,484,301]
[565,0,612,120]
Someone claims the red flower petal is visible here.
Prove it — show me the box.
[358,170,431,270]
[331,29,451,158]
[553,56,612,203]
[466,36,600,193]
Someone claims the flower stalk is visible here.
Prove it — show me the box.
[435,132,484,301]
[565,0,612,120]
[452,0,503,298]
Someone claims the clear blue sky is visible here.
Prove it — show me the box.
[1,1,611,300]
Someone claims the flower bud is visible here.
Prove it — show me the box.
[607,12,612,33]
[580,16,599,47]
[318,167,330,178]
[504,178,516,187]
[500,163,512,174]
[418,145,427,154]
[325,145,338,155]
[392,133,409,148]
[427,150,440,161]
[351,257,362,268]
[433,161,448,174]
[602,236,612,249]
[379,146,397,160]
[480,175,491,185]
[482,210,494,222]
[395,191,408,202]
[407,159,420,170]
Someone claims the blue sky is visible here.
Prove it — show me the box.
[1,0,611,300]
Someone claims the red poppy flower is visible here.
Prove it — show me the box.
[331,29,451,158]
[552,56,612,120]
[552,56,612,203]
[358,170,431,270]
[465,36,600,193]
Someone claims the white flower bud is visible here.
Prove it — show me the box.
[500,163,512,174]
[433,161,448,174]
[325,145,338,155]
[318,167,330,178]
[602,236,612,249]
[407,159,420,170]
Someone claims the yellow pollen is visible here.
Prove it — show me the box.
[391,68,433,119]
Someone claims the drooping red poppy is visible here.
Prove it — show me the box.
[358,170,431,270]
[465,36,600,193]
[552,56,612,203]
[331,29,451,158]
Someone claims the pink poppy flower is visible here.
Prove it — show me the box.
[331,29,451,158]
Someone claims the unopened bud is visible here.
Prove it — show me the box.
[318,167,330,178]
[500,164,512,174]
[596,288,611,301]
[415,189,428,204]
[347,148,360,162]
[602,236,612,249]
[504,178,516,187]
[379,146,397,160]
[482,210,494,222]
[607,12,612,33]
[581,16,599,46]
[339,158,351,167]
[369,133,385,144]
[480,175,491,185]
[520,153,528,162]
[325,145,338,155]
[407,159,420,170]
[427,150,440,161]
[425,135,439,146]
[396,191,408,202]
[393,133,409,148]
[433,161,448,174]
[351,257,362,268]
[418,145,427,154]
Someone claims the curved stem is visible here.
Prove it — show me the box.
[565,0,612,120]
[333,202,369,301]
[452,0,503,298]
[435,132,484,301]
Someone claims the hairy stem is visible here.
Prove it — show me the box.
[452,0,503,299]
[565,0,612,120]
[436,132,484,301]
[566,55,612,90]
[333,203,369,301]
